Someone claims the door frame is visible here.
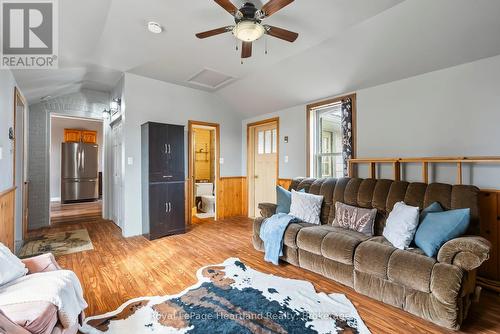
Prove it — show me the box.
[13,87,28,241]
[246,117,279,218]
[187,120,220,224]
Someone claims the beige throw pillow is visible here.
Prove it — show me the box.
[333,202,377,236]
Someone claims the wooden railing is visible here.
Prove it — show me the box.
[348,156,500,184]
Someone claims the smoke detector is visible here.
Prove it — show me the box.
[147,21,163,34]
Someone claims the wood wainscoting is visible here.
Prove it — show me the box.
[217,177,247,219]
[0,187,16,251]
[478,190,500,291]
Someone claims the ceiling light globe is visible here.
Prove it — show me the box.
[233,21,265,42]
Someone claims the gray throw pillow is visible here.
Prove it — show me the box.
[333,202,377,236]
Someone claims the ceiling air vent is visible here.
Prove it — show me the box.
[188,68,234,90]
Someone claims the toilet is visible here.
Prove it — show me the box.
[195,183,215,214]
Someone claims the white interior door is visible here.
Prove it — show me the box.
[253,123,278,217]
[112,123,124,229]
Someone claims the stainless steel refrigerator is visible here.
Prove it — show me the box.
[61,142,99,203]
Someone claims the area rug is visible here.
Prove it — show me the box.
[81,258,370,334]
[18,229,93,258]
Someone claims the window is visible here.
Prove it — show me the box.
[307,94,356,178]
[257,129,278,155]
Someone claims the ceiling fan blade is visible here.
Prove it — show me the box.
[241,41,252,58]
[261,0,294,17]
[196,26,233,39]
[214,0,238,15]
[265,25,298,42]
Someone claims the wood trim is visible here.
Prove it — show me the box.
[349,156,500,183]
[306,93,357,177]
[187,120,220,223]
[246,117,279,218]
[14,87,27,241]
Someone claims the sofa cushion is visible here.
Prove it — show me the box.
[0,301,58,334]
[387,249,436,293]
[297,226,368,265]
[354,239,396,279]
[321,228,369,265]
[296,226,333,255]
[283,222,315,248]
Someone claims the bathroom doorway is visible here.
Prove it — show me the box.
[188,121,220,224]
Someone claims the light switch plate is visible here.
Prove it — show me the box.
[284,155,289,163]
[0,146,2,160]
[127,157,133,165]
[220,157,224,164]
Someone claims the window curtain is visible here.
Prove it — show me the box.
[341,98,353,177]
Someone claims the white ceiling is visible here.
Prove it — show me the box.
[11,0,500,118]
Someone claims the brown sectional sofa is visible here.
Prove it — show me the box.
[252,177,491,330]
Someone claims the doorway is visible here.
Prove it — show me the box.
[13,88,28,245]
[247,118,279,218]
[188,121,220,224]
[49,115,104,224]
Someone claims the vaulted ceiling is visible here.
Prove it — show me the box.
[12,0,500,117]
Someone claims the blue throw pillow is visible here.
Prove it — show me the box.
[276,186,304,214]
[420,202,443,220]
[414,208,470,257]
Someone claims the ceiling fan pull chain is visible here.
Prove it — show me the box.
[265,37,268,55]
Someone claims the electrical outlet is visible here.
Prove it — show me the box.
[0,147,2,160]
[284,155,289,163]
[127,157,133,165]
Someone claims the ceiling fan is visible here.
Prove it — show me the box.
[196,0,299,59]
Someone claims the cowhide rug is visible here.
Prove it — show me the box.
[81,258,370,334]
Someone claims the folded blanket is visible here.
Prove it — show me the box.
[260,213,296,265]
[0,270,87,328]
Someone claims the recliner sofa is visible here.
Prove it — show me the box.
[253,177,491,330]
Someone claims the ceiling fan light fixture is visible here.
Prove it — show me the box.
[232,21,265,42]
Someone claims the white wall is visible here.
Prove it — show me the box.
[120,73,242,237]
[0,70,28,249]
[242,54,500,188]
[49,116,103,201]
[0,70,16,190]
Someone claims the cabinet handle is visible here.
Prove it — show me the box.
[168,144,171,154]
[165,202,169,213]
[168,202,172,212]
[162,175,173,178]
[164,144,168,154]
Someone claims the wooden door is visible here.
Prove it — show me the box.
[252,123,278,217]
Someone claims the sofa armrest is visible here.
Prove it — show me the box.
[437,236,491,271]
[0,310,30,334]
[258,203,277,218]
[21,253,61,274]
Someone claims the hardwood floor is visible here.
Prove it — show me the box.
[50,200,102,225]
[39,217,499,334]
